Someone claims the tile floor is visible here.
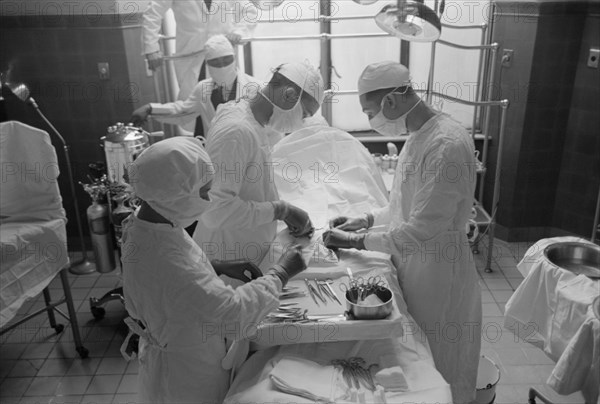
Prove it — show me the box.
[0,238,586,404]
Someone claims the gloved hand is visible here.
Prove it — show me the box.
[146,51,164,71]
[322,228,366,250]
[267,245,307,287]
[131,104,152,126]
[272,201,314,238]
[212,260,262,283]
[329,213,374,231]
[225,32,243,45]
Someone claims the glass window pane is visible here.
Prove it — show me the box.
[410,0,490,130]
[250,3,321,82]
[330,1,401,131]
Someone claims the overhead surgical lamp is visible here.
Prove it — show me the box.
[250,0,284,10]
[8,83,97,275]
[375,0,443,42]
[352,0,380,5]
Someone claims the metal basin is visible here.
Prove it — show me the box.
[345,287,393,320]
[544,242,600,279]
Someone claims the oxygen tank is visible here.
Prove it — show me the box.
[87,201,116,273]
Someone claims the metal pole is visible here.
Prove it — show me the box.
[426,42,437,104]
[592,187,600,243]
[32,107,96,274]
[478,44,499,204]
[320,0,332,125]
[485,101,509,272]
[471,24,487,142]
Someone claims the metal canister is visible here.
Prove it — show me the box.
[101,123,149,184]
[87,201,116,273]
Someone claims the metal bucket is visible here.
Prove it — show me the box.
[345,287,393,320]
[102,123,149,184]
[543,242,600,279]
[475,355,501,404]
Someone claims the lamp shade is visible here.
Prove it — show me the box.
[250,0,285,10]
[375,1,442,42]
[352,0,379,5]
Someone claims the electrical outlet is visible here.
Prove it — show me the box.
[98,62,110,80]
[501,49,514,68]
[588,48,599,69]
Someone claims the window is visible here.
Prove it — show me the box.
[246,0,491,132]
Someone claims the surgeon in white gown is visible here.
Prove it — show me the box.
[193,62,325,267]
[121,137,306,404]
[324,61,482,404]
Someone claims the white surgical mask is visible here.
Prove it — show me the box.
[208,63,237,89]
[260,89,305,134]
[148,193,208,229]
[370,95,421,136]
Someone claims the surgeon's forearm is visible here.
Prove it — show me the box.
[363,232,395,254]
[371,205,391,227]
[202,199,276,229]
[219,276,282,333]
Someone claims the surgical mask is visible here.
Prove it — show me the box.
[148,193,208,229]
[208,63,237,88]
[370,95,421,137]
[260,90,305,134]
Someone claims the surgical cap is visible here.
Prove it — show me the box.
[129,137,215,227]
[358,61,411,96]
[205,35,234,61]
[278,62,325,105]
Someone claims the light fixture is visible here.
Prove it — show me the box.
[352,0,379,5]
[8,83,97,275]
[250,0,285,10]
[375,0,442,42]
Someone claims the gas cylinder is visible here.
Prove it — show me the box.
[87,201,116,273]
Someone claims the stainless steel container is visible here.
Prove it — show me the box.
[102,123,149,184]
[345,287,393,320]
[544,242,600,278]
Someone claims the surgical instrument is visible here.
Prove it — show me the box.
[304,278,321,306]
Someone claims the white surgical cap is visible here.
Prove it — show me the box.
[358,61,411,96]
[277,62,325,105]
[205,35,234,61]
[129,137,215,227]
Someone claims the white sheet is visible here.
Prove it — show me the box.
[0,121,69,327]
[505,237,600,401]
[225,125,452,403]
[1,220,69,326]
[505,236,599,359]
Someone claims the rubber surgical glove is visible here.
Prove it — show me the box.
[329,213,374,231]
[272,201,314,238]
[212,260,262,283]
[267,245,307,287]
[225,32,243,45]
[146,51,164,71]
[322,228,366,250]
[131,104,151,126]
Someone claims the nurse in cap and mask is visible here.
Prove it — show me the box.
[131,35,272,140]
[193,62,325,268]
[122,137,307,403]
[323,61,482,404]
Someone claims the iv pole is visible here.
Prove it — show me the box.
[8,83,96,275]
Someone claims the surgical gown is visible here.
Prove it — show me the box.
[142,0,257,101]
[122,214,281,404]
[364,113,482,403]
[193,99,278,266]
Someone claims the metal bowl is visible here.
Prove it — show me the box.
[345,287,393,320]
[543,242,600,279]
